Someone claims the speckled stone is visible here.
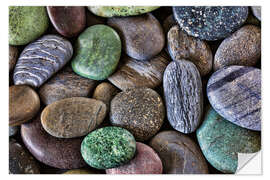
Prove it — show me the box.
[149,131,209,174]
[81,126,136,169]
[9,46,19,72]
[207,66,261,131]
[13,35,73,88]
[110,88,165,141]
[251,6,261,21]
[173,6,248,41]
[196,107,261,173]
[108,13,165,61]
[108,51,170,90]
[9,126,19,136]
[162,14,177,35]
[163,60,203,133]
[9,85,40,126]
[71,25,121,80]
[63,168,102,174]
[9,6,49,45]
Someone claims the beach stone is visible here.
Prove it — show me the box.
[63,168,102,174]
[9,6,49,45]
[108,13,165,61]
[47,6,86,38]
[110,88,165,141]
[71,25,121,80]
[173,6,248,41]
[167,25,213,76]
[13,35,73,88]
[108,51,170,90]
[196,107,261,173]
[162,15,177,35]
[9,85,40,126]
[149,131,209,174]
[88,6,159,17]
[207,66,261,131]
[163,60,203,133]
[9,46,19,72]
[39,66,97,105]
[251,6,261,21]
[9,126,19,136]
[81,126,136,169]
[21,114,86,169]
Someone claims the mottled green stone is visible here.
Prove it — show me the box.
[71,25,121,80]
[9,6,49,45]
[81,126,136,169]
[196,107,261,174]
[88,6,160,17]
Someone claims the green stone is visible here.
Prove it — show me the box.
[81,126,136,169]
[71,25,121,80]
[196,107,261,174]
[9,6,49,45]
[88,6,160,17]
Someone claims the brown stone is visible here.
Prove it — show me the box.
[9,45,19,72]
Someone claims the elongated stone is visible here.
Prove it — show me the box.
[9,46,19,72]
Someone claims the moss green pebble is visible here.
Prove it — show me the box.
[81,126,136,169]
[72,25,121,80]
[9,6,49,45]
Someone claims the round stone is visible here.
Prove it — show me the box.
[9,126,19,136]
[9,46,19,72]
[9,85,40,126]
[63,168,102,174]
[251,6,261,21]
[108,13,165,61]
[9,6,49,45]
[173,6,248,41]
[149,131,209,174]
[71,25,121,80]
[110,87,165,141]
[81,126,136,169]
[196,107,261,173]
[106,142,163,174]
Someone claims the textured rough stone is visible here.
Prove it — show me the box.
[9,46,19,72]
[251,6,261,21]
[9,126,19,136]
[63,168,102,174]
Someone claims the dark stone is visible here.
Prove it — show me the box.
[9,46,19,72]
[86,9,106,27]
[245,7,261,26]
[162,14,177,35]
[9,126,19,136]
[251,6,261,21]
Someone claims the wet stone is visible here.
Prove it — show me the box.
[251,6,261,21]
[9,46,19,72]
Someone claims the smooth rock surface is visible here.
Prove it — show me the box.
[251,6,261,21]
[9,46,19,72]
[9,126,19,136]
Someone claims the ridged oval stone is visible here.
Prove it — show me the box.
[41,97,106,138]
[72,25,121,80]
[13,35,73,88]
[207,66,261,131]
[163,60,203,133]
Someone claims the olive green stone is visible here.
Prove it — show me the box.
[9,6,49,45]
[72,25,121,80]
[196,107,261,174]
[81,126,136,169]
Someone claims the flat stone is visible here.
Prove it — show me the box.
[196,107,261,173]
[163,60,203,133]
[71,25,121,80]
[81,126,136,169]
[13,35,73,88]
[207,66,261,131]
[106,142,163,174]
[149,131,209,174]
[108,13,165,61]
[9,46,19,72]
[9,126,19,136]
[251,6,261,21]
[9,6,49,45]
[110,88,165,141]
[173,6,248,41]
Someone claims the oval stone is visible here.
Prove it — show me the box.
[196,107,261,173]
[163,60,203,133]
[13,35,73,88]
[207,66,261,131]
[9,6,49,45]
[108,13,165,61]
[251,6,261,21]
[71,25,121,80]
[9,46,19,72]
[81,126,136,169]
[149,131,209,174]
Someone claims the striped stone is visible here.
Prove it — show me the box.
[13,35,73,88]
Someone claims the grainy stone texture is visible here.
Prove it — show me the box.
[13,35,73,88]
[196,107,261,173]
[214,25,261,71]
[108,13,165,61]
[81,126,136,169]
[162,15,177,35]
[167,25,213,76]
[63,168,102,174]
[9,46,19,72]
[163,60,203,133]
[173,6,248,41]
[110,88,165,141]
[106,142,163,174]
[108,51,170,90]
[149,131,209,174]
[9,126,19,136]
[251,6,261,21]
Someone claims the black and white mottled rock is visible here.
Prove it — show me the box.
[207,66,261,131]
[163,60,203,133]
[251,6,261,21]
[13,35,73,88]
